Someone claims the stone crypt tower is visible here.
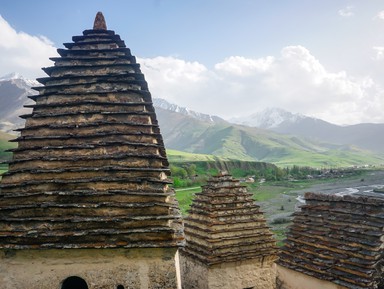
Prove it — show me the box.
[179,172,278,289]
[277,192,384,289]
[0,12,184,289]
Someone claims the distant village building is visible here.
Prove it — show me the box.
[277,192,384,289]
[0,12,184,289]
[180,172,278,289]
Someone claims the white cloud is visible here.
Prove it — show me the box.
[140,56,207,84]
[140,46,384,125]
[373,46,384,60]
[1,15,382,126]
[338,6,355,17]
[139,56,212,107]
[0,15,57,79]
[214,56,275,76]
[376,10,384,20]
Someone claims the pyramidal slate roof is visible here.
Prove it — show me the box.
[0,12,184,249]
[182,172,278,265]
[278,192,384,289]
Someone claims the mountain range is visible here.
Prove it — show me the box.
[154,105,383,166]
[0,73,37,133]
[230,107,384,153]
[1,73,384,167]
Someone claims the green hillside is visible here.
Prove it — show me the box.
[167,149,226,162]
[0,131,15,177]
[163,121,384,167]
[1,120,383,170]
[0,131,14,161]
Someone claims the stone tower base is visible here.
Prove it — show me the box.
[180,252,276,289]
[0,248,179,289]
[276,265,348,289]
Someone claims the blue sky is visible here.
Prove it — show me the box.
[1,0,384,124]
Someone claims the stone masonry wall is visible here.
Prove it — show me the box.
[276,266,348,289]
[179,253,209,289]
[0,248,179,289]
[180,252,276,289]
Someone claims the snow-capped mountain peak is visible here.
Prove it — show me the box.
[153,98,226,124]
[0,72,40,87]
[0,72,24,81]
[230,107,306,129]
[0,72,39,133]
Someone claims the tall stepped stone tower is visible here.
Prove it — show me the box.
[0,12,184,289]
[180,172,278,289]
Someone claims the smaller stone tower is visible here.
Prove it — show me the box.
[180,172,278,289]
[277,192,384,289]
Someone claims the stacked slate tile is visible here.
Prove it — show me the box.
[278,192,384,289]
[182,172,278,265]
[0,12,184,250]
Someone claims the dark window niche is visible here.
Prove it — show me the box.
[61,276,88,289]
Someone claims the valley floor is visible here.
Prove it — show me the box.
[176,169,384,246]
[255,169,384,245]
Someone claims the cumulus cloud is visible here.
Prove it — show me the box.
[139,56,213,108]
[1,15,382,125]
[338,6,355,17]
[140,46,384,125]
[214,56,274,76]
[0,15,57,79]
